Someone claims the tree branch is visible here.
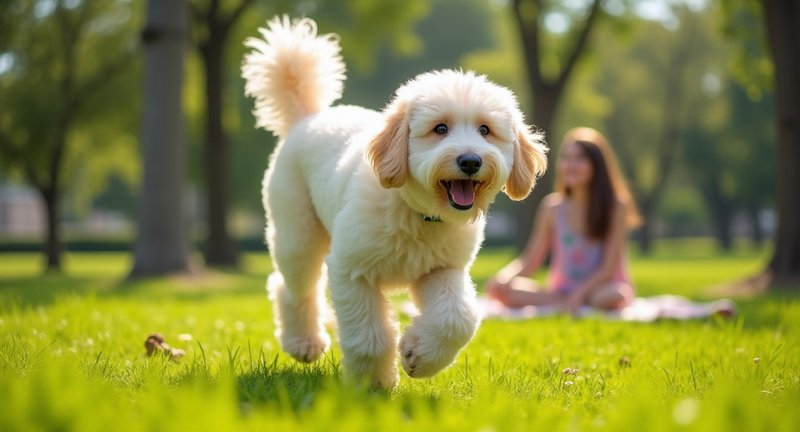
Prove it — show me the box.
[556,0,602,89]
[512,0,545,90]
[188,1,205,24]
[223,0,255,31]
[0,129,44,189]
[0,129,20,161]
[73,50,136,109]
[209,0,220,20]
[643,36,692,207]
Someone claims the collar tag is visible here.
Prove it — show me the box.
[422,214,443,223]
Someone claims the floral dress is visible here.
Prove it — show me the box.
[547,203,632,295]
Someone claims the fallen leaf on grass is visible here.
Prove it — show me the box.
[144,333,185,362]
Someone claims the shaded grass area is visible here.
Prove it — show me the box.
[1,241,799,430]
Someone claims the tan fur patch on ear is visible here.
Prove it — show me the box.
[505,125,547,201]
[367,104,410,188]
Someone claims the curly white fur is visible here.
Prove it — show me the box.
[242,16,346,138]
[243,16,547,388]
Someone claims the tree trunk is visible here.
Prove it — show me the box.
[510,0,601,251]
[699,180,734,251]
[513,98,557,251]
[130,0,192,277]
[41,188,62,271]
[711,202,733,251]
[637,200,655,255]
[201,32,239,267]
[747,204,763,247]
[763,0,800,284]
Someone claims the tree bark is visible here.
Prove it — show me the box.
[200,20,239,267]
[41,188,62,270]
[513,91,558,250]
[763,0,800,284]
[637,200,655,254]
[130,0,192,277]
[695,176,734,251]
[39,115,70,273]
[711,201,733,252]
[747,204,763,247]
[633,31,693,255]
[35,2,78,273]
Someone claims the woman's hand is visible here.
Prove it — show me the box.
[562,290,586,316]
[486,277,512,302]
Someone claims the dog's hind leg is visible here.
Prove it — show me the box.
[266,180,331,363]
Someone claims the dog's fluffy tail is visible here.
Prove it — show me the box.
[242,16,345,139]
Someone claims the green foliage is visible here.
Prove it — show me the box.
[720,0,773,100]
[657,175,711,234]
[592,8,724,193]
[315,0,429,73]
[0,0,142,212]
[1,245,799,430]
[0,0,780,247]
[683,82,775,209]
[224,0,495,213]
[462,2,530,109]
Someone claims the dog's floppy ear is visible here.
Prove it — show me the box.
[367,102,409,188]
[504,122,548,201]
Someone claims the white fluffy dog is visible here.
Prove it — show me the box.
[242,16,547,388]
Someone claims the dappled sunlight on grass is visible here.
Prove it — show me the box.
[0,241,797,430]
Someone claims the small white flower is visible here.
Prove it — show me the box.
[564,381,574,387]
[673,398,700,425]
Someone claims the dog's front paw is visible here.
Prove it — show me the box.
[399,325,460,378]
[282,332,330,363]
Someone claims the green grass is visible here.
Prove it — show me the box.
[1,241,799,431]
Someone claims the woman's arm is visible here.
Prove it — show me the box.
[493,196,555,284]
[565,201,629,306]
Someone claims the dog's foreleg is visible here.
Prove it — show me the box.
[328,268,399,388]
[400,269,480,378]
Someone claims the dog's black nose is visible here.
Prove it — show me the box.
[457,154,482,175]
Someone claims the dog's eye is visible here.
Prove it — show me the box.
[433,123,448,135]
[479,125,490,136]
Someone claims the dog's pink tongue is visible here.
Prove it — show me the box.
[450,180,475,206]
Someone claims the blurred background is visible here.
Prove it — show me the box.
[0,0,785,276]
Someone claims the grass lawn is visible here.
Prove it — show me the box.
[1,241,799,431]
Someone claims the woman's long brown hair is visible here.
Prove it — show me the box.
[555,127,643,240]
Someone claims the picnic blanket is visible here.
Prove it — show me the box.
[401,295,736,322]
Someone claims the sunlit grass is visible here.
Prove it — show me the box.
[1,241,798,430]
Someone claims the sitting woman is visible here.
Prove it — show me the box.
[487,127,642,314]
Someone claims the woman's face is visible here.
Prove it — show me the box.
[558,141,594,189]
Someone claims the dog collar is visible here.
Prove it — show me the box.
[422,214,443,223]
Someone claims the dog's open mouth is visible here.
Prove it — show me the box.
[440,180,479,210]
